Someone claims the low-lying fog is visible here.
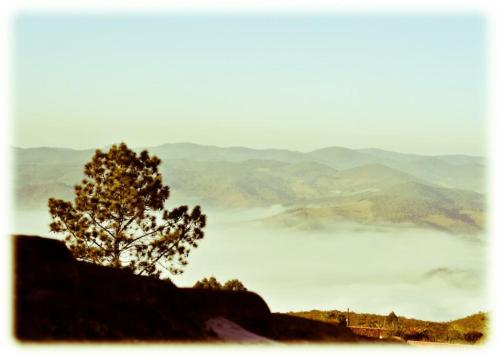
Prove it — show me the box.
[12,206,487,322]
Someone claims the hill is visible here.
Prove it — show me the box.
[14,143,485,191]
[14,235,382,343]
[14,234,485,344]
[333,163,427,195]
[12,144,486,233]
[289,309,488,344]
[149,143,485,192]
[370,182,484,233]
[15,182,74,210]
[262,181,484,234]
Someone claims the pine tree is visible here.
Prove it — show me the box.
[48,143,206,279]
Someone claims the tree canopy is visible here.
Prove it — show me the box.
[193,277,247,291]
[48,143,206,278]
[193,276,222,290]
[387,312,398,322]
[222,279,248,292]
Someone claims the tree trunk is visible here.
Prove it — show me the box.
[112,239,120,268]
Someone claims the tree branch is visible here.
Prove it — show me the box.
[120,213,139,233]
[57,215,107,258]
[120,226,165,252]
[136,223,192,276]
[87,213,116,240]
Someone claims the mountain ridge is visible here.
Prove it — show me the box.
[12,143,486,234]
[13,142,485,159]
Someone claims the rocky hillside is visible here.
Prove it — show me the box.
[13,235,381,343]
[14,235,270,341]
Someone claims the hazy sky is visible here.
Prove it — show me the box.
[14,14,486,155]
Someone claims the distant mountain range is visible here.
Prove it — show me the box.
[12,143,486,234]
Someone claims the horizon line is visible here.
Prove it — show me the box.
[11,141,484,159]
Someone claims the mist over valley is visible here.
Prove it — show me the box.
[11,143,487,321]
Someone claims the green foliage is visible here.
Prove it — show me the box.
[464,331,483,343]
[289,310,488,344]
[48,143,206,278]
[446,327,464,343]
[193,277,247,291]
[222,279,248,291]
[19,144,484,234]
[385,311,399,333]
[387,311,397,320]
[193,276,222,290]
[337,314,347,327]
